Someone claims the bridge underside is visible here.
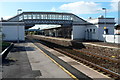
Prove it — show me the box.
[23,19,73,29]
[26,26,72,39]
[42,27,72,38]
[24,19,73,38]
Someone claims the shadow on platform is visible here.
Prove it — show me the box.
[10,46,35,52]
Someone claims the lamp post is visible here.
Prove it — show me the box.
[17,9,22,43]
[102,8,107,42]
[102,8,106,28]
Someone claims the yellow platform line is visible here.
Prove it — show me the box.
[32,43,78,80]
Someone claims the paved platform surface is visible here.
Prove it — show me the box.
[34,35,71,41]
[82,42,120,49]
[33,35,120,49]
[2,41,73,79]
[25,41,73,78]
[32,39,112,80]
[2,39,114,80]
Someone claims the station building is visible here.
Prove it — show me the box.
[1,22,25,41]
[115,24,120,35]
[1,12,116,42]
[41,16,115,41]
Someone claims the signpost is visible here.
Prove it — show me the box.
[104,27,107,42]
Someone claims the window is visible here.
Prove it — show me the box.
[36,14,40,19]
[87,29,89,32]
[93,29,95,33]
[58,15,62,20]
[63,15,67,20]
[104,29,109,34]
[41,14,47,19]
[70,17,73,20]
[52,15,55,19]
[66,15,69,20]
[49,15,56,19]
[67,16,71,20]
[19,15,23,20]
[90,29,92,32]
[41,14,44,19]
[47,14,51,19]
[24,15,27,19]
[44,14,47,19]
[33,14,36,19]
[28,14,32,19]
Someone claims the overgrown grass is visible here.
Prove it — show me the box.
[1,41,11,51]
[2,42,10,47]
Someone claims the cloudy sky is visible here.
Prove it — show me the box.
[0,0,119,26]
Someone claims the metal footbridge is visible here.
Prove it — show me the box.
[7,12,89,29]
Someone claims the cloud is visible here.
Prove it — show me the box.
[51,7,56,12]
[109,0,119,12]
[111,0,120,2]
[59,1,102,14]
[0,0,114,2]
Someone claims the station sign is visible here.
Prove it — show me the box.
[104,27,107,29]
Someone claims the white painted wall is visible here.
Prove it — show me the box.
[88,18,115,24]
[115,35,120,43]
[87,19,99,24]
[87,18,115,41]
[103,35,120,44]
[115,30,120,34]
[98,24,114,41]
[99,18,115,23]
[72,25,86,40]
[2,22,25,41]
[85,25,98,40]
[72,23,115,41]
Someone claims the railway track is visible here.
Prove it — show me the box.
[54,48,120,79]
[73,49,119,63]
[28,37,120,79]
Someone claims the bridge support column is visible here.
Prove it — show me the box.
[55,29,59,37]
[71,25,86,40]
[2,22,25,41]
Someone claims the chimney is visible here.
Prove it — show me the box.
[1,17,3,21]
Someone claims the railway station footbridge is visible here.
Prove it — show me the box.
[1,12,92,41]
[3,11,115,41]
[6,12,90,29]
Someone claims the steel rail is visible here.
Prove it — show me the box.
[54,48,120,79]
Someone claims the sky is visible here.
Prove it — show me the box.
[0,0,119,29]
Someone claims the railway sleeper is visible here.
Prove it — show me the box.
[63,51,120,79]
[50,46,120,79]
[74,49,119,63]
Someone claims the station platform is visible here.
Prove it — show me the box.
[33,35,120,49]
[2,39,113,80]
[34,35,71,41]
[2,41,73,79]
[30,35,120,59]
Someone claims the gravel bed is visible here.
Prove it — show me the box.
[80,44,120,59]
